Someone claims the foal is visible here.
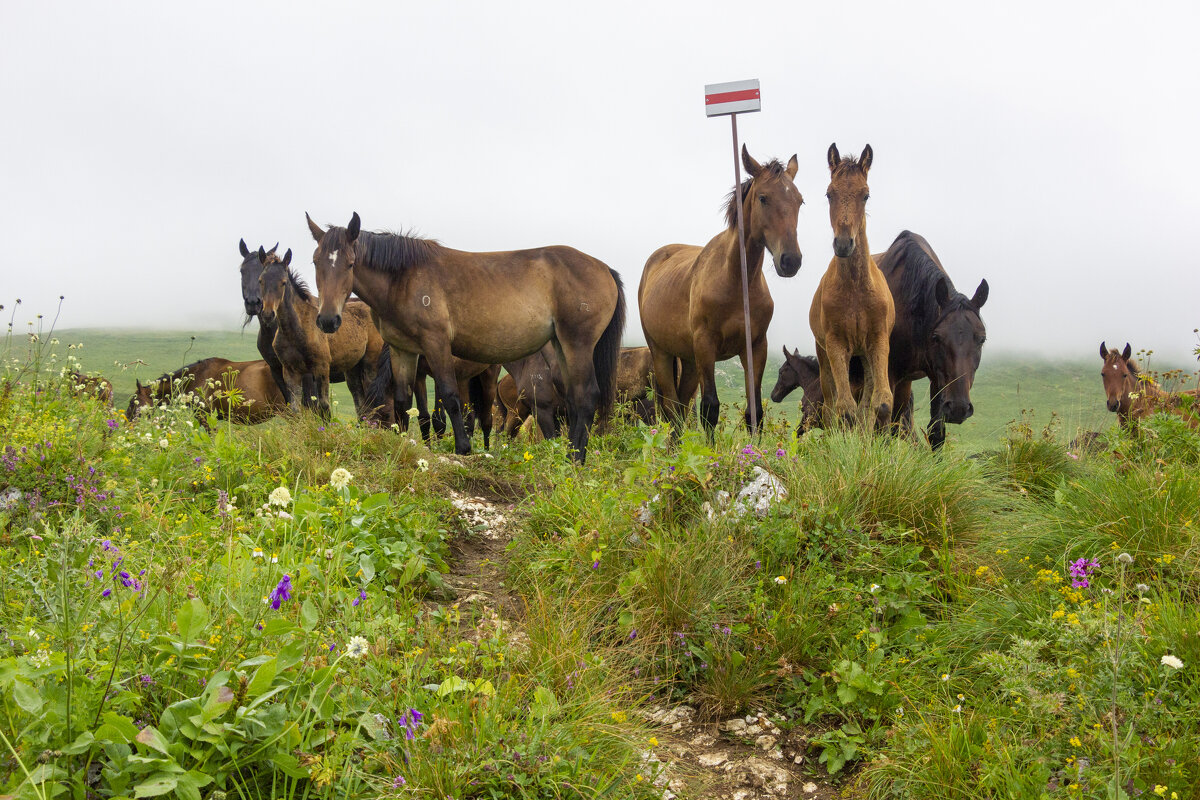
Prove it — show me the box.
[1100,341,1200,429]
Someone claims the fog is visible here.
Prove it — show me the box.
[3,1,1198,365]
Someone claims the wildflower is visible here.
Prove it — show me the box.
[1069,736,1081,747]
[611,710,627,723]
[869,583,881,593]
[952,704,962,713]
[1154,787,1166,797]
[399,708,423,739]
[941,673,950,682]
[353,588,367,607]
[345,636,369,659]
[269,575,293,609]
[393,776,406,788]
[523,451,534,462]
[406,407,420,418]
[1161,654,1184,670]
[1067,557,1099,588]
[324,548,334,560]
[774,576,787,585]
[896,706,904,717]
[1136,583,1150,593]
[975,565,989,577]
[329,468,353,490]
[276,510,292,520]
[1117,552,1133,564]
[269,486,292,507]
[416,458,429,472]
[252,547,264,559]
[29,650,50,668]
[775,447,786,458]
[648,736,658,746]
[158,438,169,449]
[270,553,278,564]
[27,629,39,641]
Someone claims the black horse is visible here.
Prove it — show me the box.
[238,240,292,404]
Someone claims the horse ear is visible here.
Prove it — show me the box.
[1122,343,1132,361]
[1100,341,1109,359]
[306,212,325,242]
[971,278,989,309]
[257,246,266,260]
[267,242,279,255]
[859,144,873,173]
[347,212,361,242]
[934,277,950,308]
[785,154,799,180]
[282,249,292,267]
[239,238,250,258]
[827,143,841,172]
[741,145,762,178]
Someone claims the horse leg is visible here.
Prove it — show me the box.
[415,373,435,442]
[649,348,684,431]
[892,379,915,440]
[423,348,471,455]
[556,338,601,462]
[459,376,477,439]
[823,340,857,428]
[345,361,366,419]
[317,373,332,421]
[259,324,292,405]
[691,335,721,438]
[927,382,947,450]
[866,336,893,432]
[283,367,304,414]
[738,335,768,435]
[675,360,700,425]
[477,371,497,449]
[388,350,418,433]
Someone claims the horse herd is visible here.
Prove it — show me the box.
[117,143,1194,458]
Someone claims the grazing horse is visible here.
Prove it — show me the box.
[258,250,384,420]
[615,346,656,424]
[1100,342,1200,429]
[874,231,988,449]
[126,358,285,425]
[238,240,292,404]
[809,143,894,430]
[67,371,114,406]
[639,146,803,436]
[770,347,863,434]
[307,213,625,462]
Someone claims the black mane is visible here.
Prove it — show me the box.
[354,229,444,274]
[285,267,313,303]
[723,160,787,229]
[885,230,979,338]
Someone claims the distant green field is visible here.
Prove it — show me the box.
[51,327,1198,452]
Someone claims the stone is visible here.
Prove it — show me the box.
[697,751,729,768]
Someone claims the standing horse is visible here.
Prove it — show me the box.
[127,358,285,425]
[639,146,802,436]
[874,231,988,449]
[809,143,894,430]
[307,213,625,462]
[1100,342,1200,429]
[238,240,292,404]
[258,250,384,420]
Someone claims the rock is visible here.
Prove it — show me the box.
[755,734,777,750]
[697,751,729,768]
[802,782,819,794]
[730,757,790,794]
[0,487,22,510]
[723,718,747,733]
[733,467,787,518]
[689,731,717,747]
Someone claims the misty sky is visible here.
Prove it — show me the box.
[3,1,1199,364]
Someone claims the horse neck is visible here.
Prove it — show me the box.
[835,221,873,283]
[278,283,315,342]
[351,261,402,317]
[717,223,766,284]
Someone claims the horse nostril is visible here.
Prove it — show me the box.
[965,403,974,419]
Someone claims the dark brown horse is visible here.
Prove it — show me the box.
[1100,342,1200,429]
[874,231,988,449]
[770,347,863,434]
[810,143,893,430]
[258,251,384,420]
[614,346,656,424]
[127,358,285,425]
[307,213,625,462]
[639,146,802,436]
[238,240,292,404]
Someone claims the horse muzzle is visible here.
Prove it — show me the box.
[775,251,802,278]
[941,398,974,425]
[317,313,342,334]
[832,236,855,258]
[244,300,262,316]
[1107,398,1120,413]
[258,309,276,326]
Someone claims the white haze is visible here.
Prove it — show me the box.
[2,1,1198,365]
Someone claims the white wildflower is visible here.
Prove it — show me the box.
[269,486,292,507]
[773,575,787,585]
[345,636,370,659]
[1161,654,1184,670]
[329,468,353,490]
[29,650,50,669]
[406,407,420,419]
[324,548,334,560]
[158,438,169,449]
[27,629,39,641]
[1117,552,1134,564]
[252,547,264,559]
[270,553,279,563]
[276,510,292,520]
[416,459,429,473]
[870,583,881,593]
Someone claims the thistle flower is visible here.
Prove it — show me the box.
[269,574,292,610]
[268,486,292,507]
[329,468,353,490]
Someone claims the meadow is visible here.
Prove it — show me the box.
[3,326,1200,800]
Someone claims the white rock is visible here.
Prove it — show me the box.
[802,781,819,793]
[755,734,777,750]
[697,752,729,768]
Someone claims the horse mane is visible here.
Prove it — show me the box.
[887,231,978,338]
[354,229,444,274]
[285,267,314,303]
[723,160,787,229]
[830,153,867,179]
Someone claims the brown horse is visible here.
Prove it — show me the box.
[1100,342,1200,429]
[127,358,285,425]
[639,146,802,436]
[307,213,625,462]
[809,143,894,429]
[770,347,864,434]
[68,371,114,406]
[258,250,385,420]
[615,346,656,424]
[238,240,292,404]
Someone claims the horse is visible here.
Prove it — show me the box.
[238,240,292,404]
[307,212,625,462]
[1099,341,1200,429]
[638,146,802,436]
[126,358,285,425]
[67,371,114,406]
[873,230,988,449]
[614,346,656,424]
[258,250,385,420]
[770,347,863,434]
[809,143,894,430]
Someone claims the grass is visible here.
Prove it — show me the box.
[5,327,1200,799]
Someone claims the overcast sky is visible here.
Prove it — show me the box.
[3,1,1199,365]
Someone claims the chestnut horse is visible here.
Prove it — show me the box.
[238,240,291,404]
[127,358,285,425]
[639,146,802,436]
[809,143,894,429]
[1100,342,1200,429]
[308,213,625,462]
[258,251,384,420]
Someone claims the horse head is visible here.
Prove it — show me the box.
[927,277,988,425]
[770,346,818,403]
[309,212,360,333]
[740,146,803,277]
[826,143,873,259]
[126,379,153,421]
[238,240,278,317]
[257,249,293,327]
[1100,341,1136,414]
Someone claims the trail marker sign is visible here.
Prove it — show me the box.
[704,79,761,117]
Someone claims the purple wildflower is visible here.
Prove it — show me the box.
[1068,557,1100,589]
[592,560,600,570]
[629,629,637,640]
[106,419,119,431]
[776,448,786,458]
[269,574,293,609]
[393,776,406,788]
[353,588,367,607]
[101,588,111,598]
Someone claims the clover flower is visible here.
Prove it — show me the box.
[345,636,370,659]
[269,574,293,610]
[329,468,353,490]
[268,486,292,507]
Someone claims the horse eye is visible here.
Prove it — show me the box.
[758,195,767,205]
[864,193,870,202]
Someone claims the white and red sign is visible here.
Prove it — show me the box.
[704,79,761,117]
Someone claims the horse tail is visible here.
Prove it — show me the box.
[593,268,627,425]
[364,344,394,423]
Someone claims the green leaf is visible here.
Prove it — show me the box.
[276,639,306,671]
[100,711,142,743]
[260,618,299,637]
[12,680,43,714]
[396,553,423,589]
[436,675,471,697]
[176,598,209,644]
[358,553,376,582]
[300,599,320,631]
[530,686,560,719]
[134,773,179,797]
[246,657,277,699]
[135,725,171,756]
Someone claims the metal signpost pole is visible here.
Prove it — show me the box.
[704,79,762,432]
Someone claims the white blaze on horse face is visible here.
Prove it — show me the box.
[328,250,339,269]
